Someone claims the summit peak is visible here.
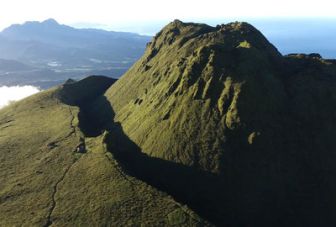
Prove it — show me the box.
[42,18,59,25]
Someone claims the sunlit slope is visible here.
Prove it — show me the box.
[105,20,336,226]
[0,76,210,226]
[106,20,286,172]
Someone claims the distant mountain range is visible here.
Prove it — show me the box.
[0,58,32,72]
[0,19,151,88]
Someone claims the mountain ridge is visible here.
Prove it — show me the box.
[0,18,151,88]
[0,75,211,226]
[1,20,336,226]
[106,20,287,171]
[105,20,336,226]
[1,18,147,42]
[0,18,150,59]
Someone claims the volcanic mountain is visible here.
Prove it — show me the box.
[0,19,151,88]
[1,20,336,226]
[0,18,150,64]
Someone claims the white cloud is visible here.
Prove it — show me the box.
[0,86,40,109]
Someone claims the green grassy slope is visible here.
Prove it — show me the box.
[2,20,336,227]
[0,88,79,226]
[105,20,285,173]
[105,21,336,226]
[0,76,210,226]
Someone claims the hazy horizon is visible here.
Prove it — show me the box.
[5,17,334,36]
[1,0,335,58]
[2,17,335,59]
[1,16,335,107]
[0,0,335,30]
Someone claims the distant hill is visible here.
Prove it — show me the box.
[0,19,151,87]
[0,58,33,72]
[0,19,150,63]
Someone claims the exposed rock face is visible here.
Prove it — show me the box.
[105,21,336,226]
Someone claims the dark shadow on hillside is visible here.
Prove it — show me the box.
[77,96,231,225]
[77,95,115,137]
[69,76,336,227]
[56,75,116,136]
[75,95,308,227]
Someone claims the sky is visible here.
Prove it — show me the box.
[0,0,335,31]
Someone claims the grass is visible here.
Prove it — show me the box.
[104,20,336,226]
[1,20,336,226]
[0,77,211,226]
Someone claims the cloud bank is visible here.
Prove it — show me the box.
[0,85,40,109]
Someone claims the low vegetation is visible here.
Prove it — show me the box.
[1,20,336,226]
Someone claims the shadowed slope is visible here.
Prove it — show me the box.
[0,76,211,226]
